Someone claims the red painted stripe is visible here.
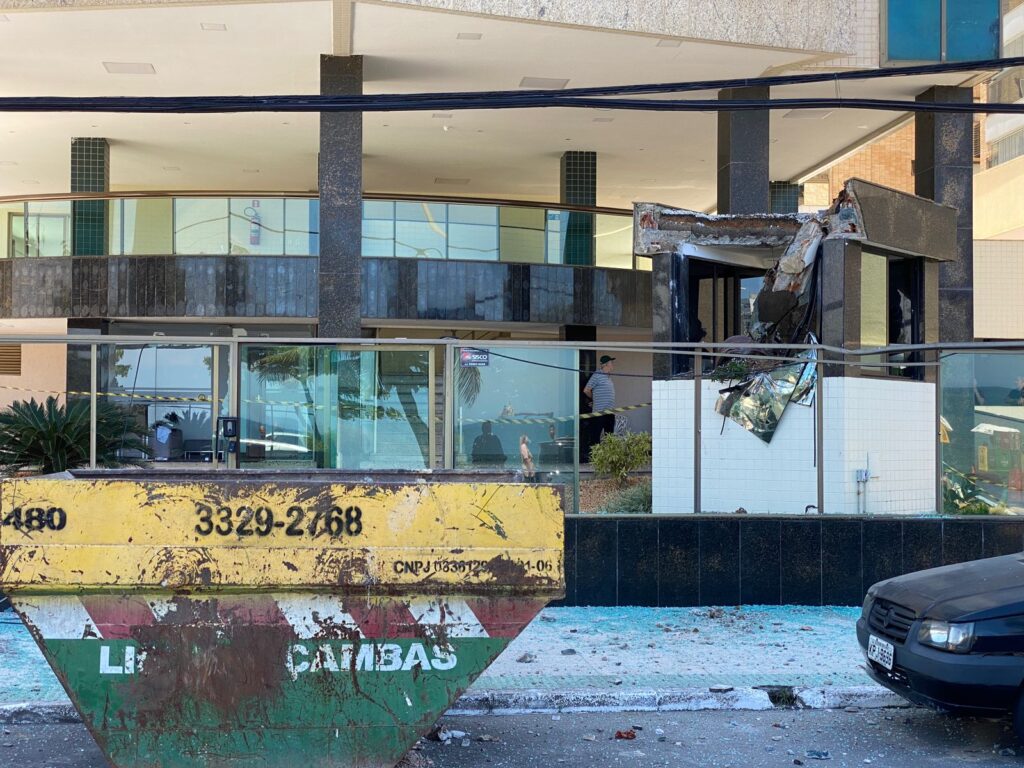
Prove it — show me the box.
[215,595,290,627]
[79,595,156,640]
[462,597,546,638]
[344,599,419,639]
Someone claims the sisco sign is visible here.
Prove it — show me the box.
[460,348,490,367]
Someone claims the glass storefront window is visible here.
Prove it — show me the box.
[941,353,1024,515]
[454,346,578,506]
[79,343,225,463]
[230,198,284,255]
[174,198,229,255]
[240,345,434,469]
[123,198,173,255]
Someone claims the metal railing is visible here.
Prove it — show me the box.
[0,334,1019,517]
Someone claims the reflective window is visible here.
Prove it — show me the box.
[108,199,122,255]
[284,199,319,256]
[395,202,447,259]
[230,198,284,255]
[123,198,173,255]
[174,198,229,255]
[499,207,545,264]
[449,204,498,261]
[594,213,634,269]
[22,201,71,257]
[362,201,395,257]
[1,202,25,259]
[886,0,1000,62]
[946,0,1000,61]
[942,353,1024,514]
[454,346,578,495]
[240,345,433,469]
[887,0,941,61]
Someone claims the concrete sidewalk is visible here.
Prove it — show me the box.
[0,605,904,722]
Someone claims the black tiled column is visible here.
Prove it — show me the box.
[915,86,973,342]
[769,181,800,214]
[318,55,363,338]
[717,87,769,214]
[70,138,109,257]
[560,151,595,266]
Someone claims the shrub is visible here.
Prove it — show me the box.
[0,396,145,475]
[590,430,652,487]
[602,479,652,514]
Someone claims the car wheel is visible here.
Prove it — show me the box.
[1014,691,1024,742]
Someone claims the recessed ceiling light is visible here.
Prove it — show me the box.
[242,168,260,173]
[183,121,192,125]
[22,180,39,185]
[593,117,615,123]
[281,121,291,125]
[0,161,18,166]
[783,109,833,120]
[857,124,870,129]
[432,113,453,119]
[456,32,482,40]
[519,77,569,90]
[200,22,227,31]
[656,39,681,47]
[103,61,156,75]
[162,166,180,171]
[434,177,470,185]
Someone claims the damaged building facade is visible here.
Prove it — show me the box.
[643,180,955,516]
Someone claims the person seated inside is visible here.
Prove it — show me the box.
[471,421,506,466]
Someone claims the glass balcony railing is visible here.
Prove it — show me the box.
[0,193,647,270]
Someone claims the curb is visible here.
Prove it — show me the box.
[0,686,910,725]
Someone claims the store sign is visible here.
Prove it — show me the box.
[460,348,490,368]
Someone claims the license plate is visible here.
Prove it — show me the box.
[867,635,894,670]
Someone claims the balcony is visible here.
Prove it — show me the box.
[0,192,650,325]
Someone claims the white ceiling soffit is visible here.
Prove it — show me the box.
[0,1,979,210]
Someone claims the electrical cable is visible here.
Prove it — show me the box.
[0,56,1021,114]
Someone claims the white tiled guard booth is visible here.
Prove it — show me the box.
[652,377,936,515]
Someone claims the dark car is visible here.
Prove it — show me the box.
[857,554,1024,736]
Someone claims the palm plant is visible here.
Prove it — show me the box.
[0,396,146,475]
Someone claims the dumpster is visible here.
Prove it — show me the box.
[0,470,564,768]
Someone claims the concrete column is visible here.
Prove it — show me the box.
[915,86,974,342]
[559,151,596,266]
[70,138,109,256]
[717,87,769,214]
[318,54,363,338]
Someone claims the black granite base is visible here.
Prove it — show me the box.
[560,515,1024,608]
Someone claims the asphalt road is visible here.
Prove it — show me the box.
[1,708,1021,768]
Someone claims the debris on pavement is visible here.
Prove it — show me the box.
[615,729,637,740]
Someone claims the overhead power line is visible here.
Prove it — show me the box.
[0,56,1021,113]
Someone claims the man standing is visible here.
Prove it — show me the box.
[584,355,616,453]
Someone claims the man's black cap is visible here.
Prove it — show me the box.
[599,355,616,364]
